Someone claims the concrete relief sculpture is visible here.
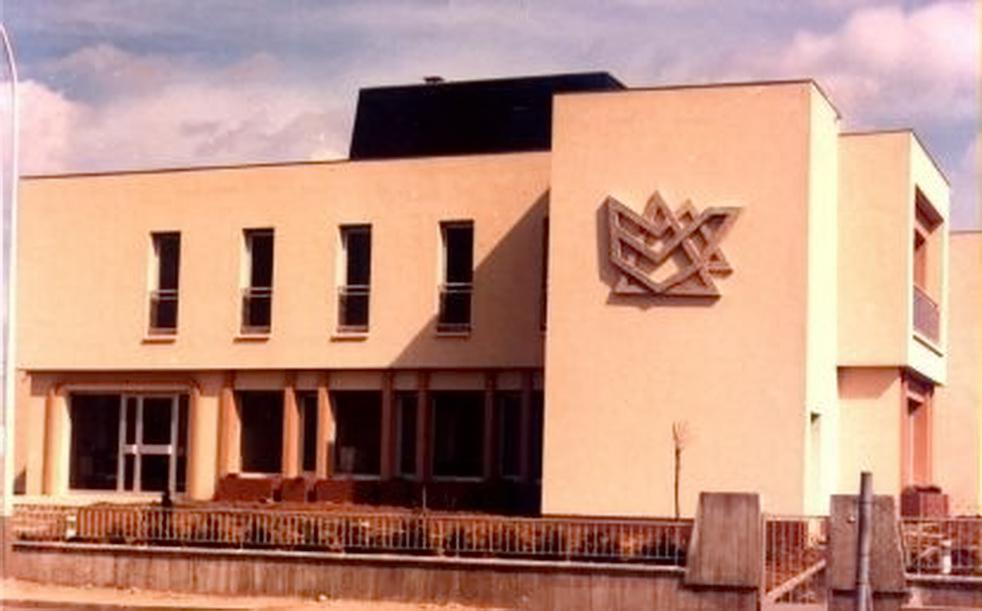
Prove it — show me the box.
[607,192,740,297]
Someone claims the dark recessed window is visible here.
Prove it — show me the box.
[338,225,372,332]
[299,392,318,473]
[148,232,180,335]
[238,391,283,474]
[438,221,474,332]
[70,393,188,493]
[242,229,274,334]
[432,391,484,478]
[496,391,522,479]
[396,391,418,478]
[69,394,121,490]
[332,391,382,476]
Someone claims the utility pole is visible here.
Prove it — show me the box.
[0,18,19,578]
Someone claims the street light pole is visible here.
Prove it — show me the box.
[0,19,19,578]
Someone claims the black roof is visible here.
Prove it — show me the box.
[349,72,624,160]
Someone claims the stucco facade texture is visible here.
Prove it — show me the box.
[12,78,961,517]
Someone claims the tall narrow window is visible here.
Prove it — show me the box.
[496,391,522,479]
[331,391,382,476]
[432,391,484,479]
[148,232,180,335]
[396,391,418,478]
[238,391,283,474]
[338,225,372,332]
[298,392,318,473]
[438,221,474,333]
[242,229,274,334]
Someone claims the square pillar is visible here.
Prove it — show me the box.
[216,371,239,477]
[281,374,300,478]
[483,371,497,480]
[186,382,220,500]
[315,372,333,478]
[24,376,47,496]
[42,387,69,496]
[519,370,533,482]
[380,372,395,480]
[415,371,431,482]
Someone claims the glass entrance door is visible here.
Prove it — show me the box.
[118,395,181,493]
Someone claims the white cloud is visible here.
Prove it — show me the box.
[16,47,350,175]
[951,133,980,228]
[773,1,979,126]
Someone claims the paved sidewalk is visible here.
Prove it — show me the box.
[0,579,501,610]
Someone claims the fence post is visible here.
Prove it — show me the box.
[683,492,761,610]
[828,488,907,611]
[856,471,873,611]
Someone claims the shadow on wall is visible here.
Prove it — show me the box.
[595,199,719,310]
[388,190,549,369]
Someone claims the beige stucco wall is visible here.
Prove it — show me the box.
[837,132,948,384]
[907,137,950,384]
[837,367,903,497]
[543,82,832,517]
[804,87,841,514]
[838,133,913,369]
[17,153,549,372]
[933,232,981,513]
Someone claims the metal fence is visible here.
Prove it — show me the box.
[762,515,828,604]
[903,517,982,576]
[13,504,691,566]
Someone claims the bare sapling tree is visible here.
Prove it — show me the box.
[672,421,690,519]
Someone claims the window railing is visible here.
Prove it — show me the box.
[437,282,473,333]
[337,285,370,333]
[241,286,273,334]
[148,289,178,335]
[913,285,940,344]
[12,503,691,567]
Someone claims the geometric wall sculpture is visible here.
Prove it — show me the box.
[606,192,741,297]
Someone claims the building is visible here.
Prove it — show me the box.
[12,73,955,516]
[933,230,981,514]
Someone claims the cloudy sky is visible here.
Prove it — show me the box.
[3,0,979,227]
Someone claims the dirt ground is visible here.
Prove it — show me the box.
[0,579,505,610]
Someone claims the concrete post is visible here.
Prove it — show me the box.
[315,372,332,478]
[828,493,908,611]
[380,372,394,480]
[42,387,68,496]
[186,382,220,500]
[281,375,299,478]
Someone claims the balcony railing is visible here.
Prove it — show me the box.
[437,282,473,333]
[12,504,691,567]
[241,286,273,334]
[337,285,370,333]
[913,285,940,344]
[903,517,982,576]
[147,289,178,335]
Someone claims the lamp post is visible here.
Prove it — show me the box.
[0,19,19,577]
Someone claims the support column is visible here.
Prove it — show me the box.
[42,386,69,496]
[415,371,431,482]
[24,378,47,496]
[216,371,238,477]
[483,371,497,480]
[315,372,332,478]
[281,374,300,478]
[380,372,395,480]
[519,369,533,482]
[186,382,220,500]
